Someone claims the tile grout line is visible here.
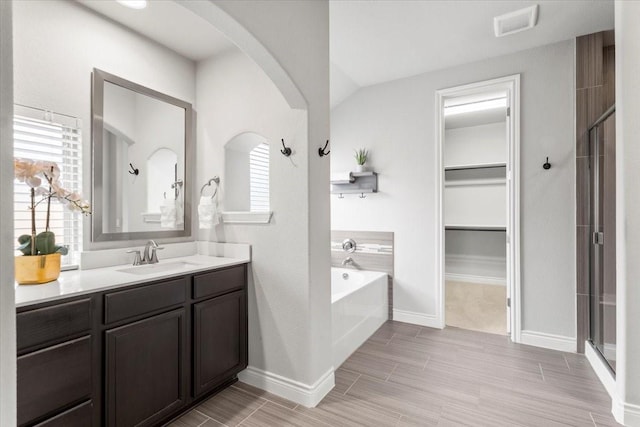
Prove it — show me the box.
[539,363,546,382]
[386,363,399,382]
[236,400,267,426]
[343,373,361,395]
[232,384,298,413]
[192,408,221,427]
[422,355,431,371]
[563,354,571,371]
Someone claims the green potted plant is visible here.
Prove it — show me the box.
[354,148,369,172]
[14,159,91,284]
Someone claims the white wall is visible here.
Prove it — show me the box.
[210,0,332,395]
[195,46,331,399]
[12,0,196,249]
[0,1,16,424]
[615,1,640,424]
[331,40,576,338]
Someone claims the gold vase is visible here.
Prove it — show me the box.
[15,253,61,285]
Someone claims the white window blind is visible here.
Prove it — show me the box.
[13,106,83,266]
[249,142,269,212]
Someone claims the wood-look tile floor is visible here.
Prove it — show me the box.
[168,321,621,427]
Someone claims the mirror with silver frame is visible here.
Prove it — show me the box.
[91,68,192,242]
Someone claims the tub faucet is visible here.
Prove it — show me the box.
[342,257,354,267]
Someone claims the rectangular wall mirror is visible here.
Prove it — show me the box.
[91,68,192,242]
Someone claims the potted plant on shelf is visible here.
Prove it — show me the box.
[14,159,91,284]
[354,148,369,173]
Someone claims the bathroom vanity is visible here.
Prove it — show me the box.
[15,260,248,427]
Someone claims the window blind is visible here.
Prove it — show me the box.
[13,106,83,266]
[249,142,269,212]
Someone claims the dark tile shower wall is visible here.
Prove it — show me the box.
[330,230,394,318]
[575,31,615,353]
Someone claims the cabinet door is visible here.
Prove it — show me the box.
[105,309,186,427]
[193,290,247,397]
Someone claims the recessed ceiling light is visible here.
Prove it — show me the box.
[494,5,539,37]
[115,0,147,10]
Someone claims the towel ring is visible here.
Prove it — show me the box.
[200,176,220,199]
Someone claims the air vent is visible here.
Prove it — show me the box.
[494,5,539,37]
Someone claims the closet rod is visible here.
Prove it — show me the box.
[445,226,506,232]
[588,104,615,132]
[445,163,506,171]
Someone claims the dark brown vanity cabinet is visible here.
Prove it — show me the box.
[16,263,248,427]
[193,290,247,397]
[16,298,94,427]
[105,309,187,427]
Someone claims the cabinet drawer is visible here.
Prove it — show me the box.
[193,265,245,299]
[104,277,187,324]
[33,400,93,427]
[17,298,91,353]
[17,336,92,426]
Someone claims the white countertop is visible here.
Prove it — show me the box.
[15,254,249,308]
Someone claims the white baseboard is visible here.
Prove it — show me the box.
[445,273,506,286]
[238,366,334,408]
[585,341,616,398]
[613,400,640,427]
[520,330,576,353]
[393,309,443,329]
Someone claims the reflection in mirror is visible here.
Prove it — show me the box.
[92,68,192,242]
[224,132,270,212]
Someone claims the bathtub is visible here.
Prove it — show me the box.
[331,268,389,368]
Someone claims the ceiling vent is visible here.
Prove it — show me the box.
[494,5,539,37]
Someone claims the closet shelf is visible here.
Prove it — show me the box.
[444,162,506,171]
[445,224,506,231]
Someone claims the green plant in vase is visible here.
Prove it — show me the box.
[354,148,369,172]
[14,159,91,284]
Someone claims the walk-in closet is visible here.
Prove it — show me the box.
[443,90,509,335]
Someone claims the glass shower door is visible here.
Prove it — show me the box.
[589,112,616,373]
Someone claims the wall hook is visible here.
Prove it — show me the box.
[280,138,292,157]
[338,193,344,199]
[128,163,139,176]
[543,157,551,170]
[359,193,366,199]
[318,140,330,157]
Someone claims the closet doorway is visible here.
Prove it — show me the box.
[435,76,520,340]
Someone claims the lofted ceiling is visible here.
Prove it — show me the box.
[77,0,235,61]
[330,0,614,107]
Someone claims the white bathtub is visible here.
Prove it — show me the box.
[331,268,389,368]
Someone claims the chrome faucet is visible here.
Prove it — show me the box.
[142,240,163,264]
[342,257,354,267]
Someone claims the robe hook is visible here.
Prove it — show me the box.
[318,140,330,157]
[280,138,292,157]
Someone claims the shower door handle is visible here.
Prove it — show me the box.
[592,232,604,245]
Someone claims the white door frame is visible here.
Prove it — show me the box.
[434,74,521,342]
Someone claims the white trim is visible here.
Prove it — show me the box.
[585,341,616,398]
[393,309,443,329]
[520,330,576,353]
[221,211,273,224]
[613,400,640,427]
[445,273,506,286]
[435,74,521,342]
[237,366,334,408]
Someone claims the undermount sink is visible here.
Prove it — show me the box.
[117,261,201,275]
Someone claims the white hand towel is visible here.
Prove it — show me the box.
[160,199,177,228]
[175,198,184,228]
[198,196,219,229]
[330,172,354,184]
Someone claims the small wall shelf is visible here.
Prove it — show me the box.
[331,171,378,195]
